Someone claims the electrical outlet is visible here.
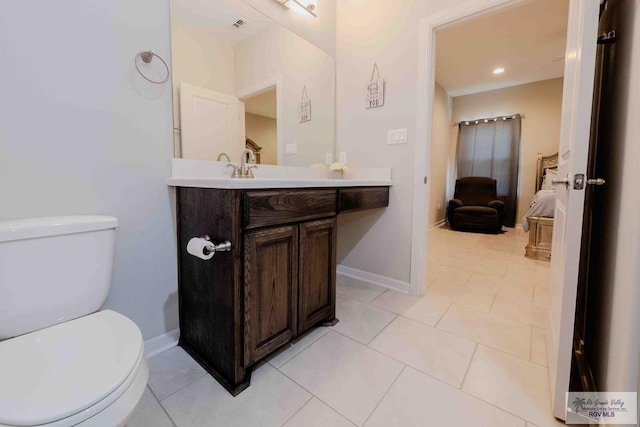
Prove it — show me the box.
[339,152,347,163]
[285,143,297,155]
[387,128,408,145]
[325,153,333,165]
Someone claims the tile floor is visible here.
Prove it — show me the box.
[129,226,564,427]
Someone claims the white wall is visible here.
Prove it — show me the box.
[240,0,336,56]
[235,24,335,167]
[451,78,564,223]
[0,1,177,341]
[245,113,278,165]
[429,82,452,226]
[171,21,235,156]
[335,0,458,284]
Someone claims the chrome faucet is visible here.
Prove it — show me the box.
[226,149,257,178]
[217,152,231,162]
[240,149,257,177]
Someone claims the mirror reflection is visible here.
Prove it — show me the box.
[171,0,335,166]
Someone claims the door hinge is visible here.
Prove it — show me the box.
[598,30,616,44]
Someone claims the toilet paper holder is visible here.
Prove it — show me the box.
[200,235,231,255]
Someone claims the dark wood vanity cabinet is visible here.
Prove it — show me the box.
[243,225,299,366]
[298,219,337,333]
[176,186,386,396]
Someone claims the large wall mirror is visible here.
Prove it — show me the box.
[171,0,335,167]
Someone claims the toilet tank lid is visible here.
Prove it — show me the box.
[0,216,118,243]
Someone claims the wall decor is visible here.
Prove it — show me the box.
[366,62,384,109]
[298,85,312,123]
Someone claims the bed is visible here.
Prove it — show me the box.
[523,152,558,261]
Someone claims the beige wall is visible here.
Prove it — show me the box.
[245,113,277,165]
[451,78,564,224]
[336,0,469,284]
[235,24,335,167]
[240,0,336,56]
[170,21,235,156]
[429,82,452,226]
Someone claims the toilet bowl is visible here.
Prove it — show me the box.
[0,216,149,426]
[0,311,148,427]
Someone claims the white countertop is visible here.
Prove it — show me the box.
[167,177,392,189]
[167,159,392,189]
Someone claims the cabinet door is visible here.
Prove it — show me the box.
[244,226,298,366]
[298,218,337,333]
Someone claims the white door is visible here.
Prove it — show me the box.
[179,82,245,161]
[548,0,599,420]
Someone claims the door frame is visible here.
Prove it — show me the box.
[237,76,284,164]
[411,0,597,420]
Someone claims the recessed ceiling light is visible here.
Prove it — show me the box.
[493,67,505,75]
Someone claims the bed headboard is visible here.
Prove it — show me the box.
[535,152,559,192]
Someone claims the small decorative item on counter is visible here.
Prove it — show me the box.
[330,162,348,179]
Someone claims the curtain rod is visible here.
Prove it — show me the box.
[451,114,526,127]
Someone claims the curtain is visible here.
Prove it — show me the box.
[456,116,521,227]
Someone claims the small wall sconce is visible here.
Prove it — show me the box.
[273,0,318,17]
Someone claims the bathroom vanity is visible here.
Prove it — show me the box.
[169,163,391,395]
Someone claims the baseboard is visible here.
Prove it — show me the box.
[337,264,411,294]
[429,219,446,229]
[145,329,180,358]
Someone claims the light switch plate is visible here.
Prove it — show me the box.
[387,128,408,145]
[339,152,347,163]
[325,153,333,165]
[285,143,297,155]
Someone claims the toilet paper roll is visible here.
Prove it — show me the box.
[187,237,214,260]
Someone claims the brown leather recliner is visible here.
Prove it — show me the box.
[447,177,505,233]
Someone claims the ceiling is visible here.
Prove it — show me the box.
[244,89,277,119]
[171,0,275,45]
[435,0,569,97]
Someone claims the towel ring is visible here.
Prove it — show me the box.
[135,50,170,84]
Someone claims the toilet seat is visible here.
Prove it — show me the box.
[0,310,146,427]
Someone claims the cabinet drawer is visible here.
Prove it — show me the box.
[337,187,389,214]
[243,189,336,229]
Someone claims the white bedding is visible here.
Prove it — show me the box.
[522,189,556,232]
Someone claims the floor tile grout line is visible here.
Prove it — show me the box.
[484,305,550,330]
[363,312,398,346]
[275,363,360,426]
[452,345,553,424]
[434,304,542,365]
[368,288,389,305]
[368,346,538,426]
[458,343,478,390]
[275,329,333,371]
[487,292,497,313]
[268,328,330,369]
[154,369,209,403]
[431,301,453,328]
[146,385,179,427]
[328,328,425,378]
[529,325,534,361]
[360,365,407,427]
[276,393,314,427]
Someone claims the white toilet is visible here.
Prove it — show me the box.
[0,216,148,427]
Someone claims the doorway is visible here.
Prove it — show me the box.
[413,0,599,422]
[242,87,278,165]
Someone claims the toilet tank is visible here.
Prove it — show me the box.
[0,216,119,339]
